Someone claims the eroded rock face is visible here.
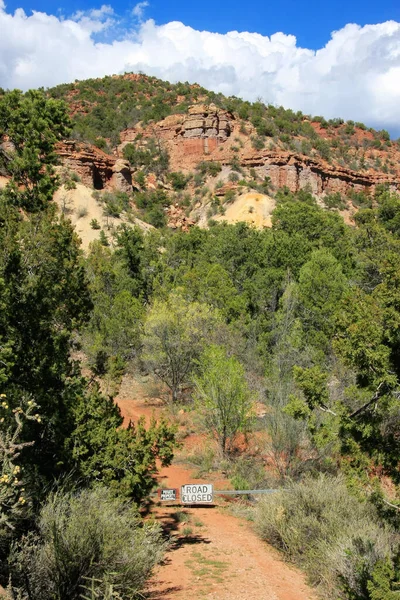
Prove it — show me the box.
[166,203,195,232]
[111,159,132,193]
[56,141,115,190]
[182,104,232,141]
[56,106,400,203]
[240,150,400,197]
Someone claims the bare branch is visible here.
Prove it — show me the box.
[382,498,400,511]
[349,381,387,419]
[319,405,338,417]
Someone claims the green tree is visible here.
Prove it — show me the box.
[0,209,92,485]
[143,294,221,402]
[69,386,177,500]
[298,248,347,348]
[0,89,70,211]
[84,239,144,374]
[193,345,254,454]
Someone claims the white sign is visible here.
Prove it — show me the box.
[159,488,177,501]
[181,484,214,504]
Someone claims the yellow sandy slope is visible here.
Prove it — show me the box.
[53,183,153,250]
[215,192,276,228]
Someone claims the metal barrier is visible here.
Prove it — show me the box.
[213,489,280,495]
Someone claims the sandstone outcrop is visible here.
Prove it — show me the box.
[182,104,232,141]
[111,159,133,193]
[239,150,400,197]
[119,103,235,162]
[56,104,400,205]
[56,141,115,190]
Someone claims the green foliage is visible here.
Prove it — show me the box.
[180,262,247,322]
[99,230,109,246]
[193,345,254,454]
[69,387,176,499]
[196,161,222,177]
[324,192,348,211]
[102,190,130,218]
[0,89,70,210]
[143,294,222,401]
[10,487,167,599]
[168,171,189,190]
[90,218,100,230]
[134,188,170,227]
[251,135,265,150]
[0,209,92,486]
[298,248,347,346]
[83,234,145,372]
[122,137,169,175]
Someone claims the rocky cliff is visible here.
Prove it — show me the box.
[56,141,132,192]
[57,103,400,201]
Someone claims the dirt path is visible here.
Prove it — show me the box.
[116,379,317,600]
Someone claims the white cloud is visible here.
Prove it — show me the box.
[132,1,148,20]
[1,3,400,133]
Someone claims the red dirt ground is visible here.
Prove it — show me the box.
[115,377,318,600]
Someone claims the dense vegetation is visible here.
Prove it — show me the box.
[80,183,400,597]
[0,89,177,598]
[1,78,400,599]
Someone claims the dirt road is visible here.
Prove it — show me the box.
[116,381,317,600]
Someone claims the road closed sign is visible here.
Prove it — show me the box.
[181,484,214,504]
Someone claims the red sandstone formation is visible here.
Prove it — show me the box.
[56,104,400,204]
[239,150,400,196]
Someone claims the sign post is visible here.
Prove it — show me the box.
[181,484,214,505]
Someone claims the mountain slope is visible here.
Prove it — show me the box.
[46,73,400,233]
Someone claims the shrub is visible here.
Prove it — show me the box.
[99,230,109,246]
[122,138,169,175]
[10,487,167,600]
[64,179,77,191]
[223,189,236,204]
[134,170,146,188]
[208,161,222,177]
[103,191,130,218]
[145,205,167,228]
[90,218,101,230]
[255,475,398,598]
[229,456,271,491]
[94,137,107,150]
[70,172,81,183]
[76,206,88,218]
[230,157,241,172]
[168,171,188,190]
[196,161,221,178]
[381,130,390,142]
[251,136,265,150]
[229,172,240,183]
[324,192,348,211]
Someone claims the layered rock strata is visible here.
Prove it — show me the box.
[240,150,400,196]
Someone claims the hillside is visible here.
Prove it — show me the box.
[45,73,400,237]
[2,79,400,600]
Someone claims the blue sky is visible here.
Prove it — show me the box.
[5,0,400,48]
[1,0,400,133]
